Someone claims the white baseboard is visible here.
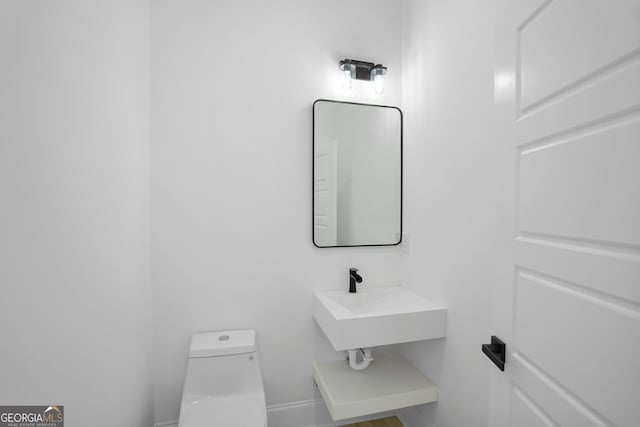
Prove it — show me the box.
[397,406,426,427]
[268,399,320,427]
[154,399,425,427]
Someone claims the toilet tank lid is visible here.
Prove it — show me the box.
[189,329,256,358]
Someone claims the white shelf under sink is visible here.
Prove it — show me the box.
[313,353,438,421]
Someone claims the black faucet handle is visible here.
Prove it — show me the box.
[349,268,363,283]
[348,268,363,293]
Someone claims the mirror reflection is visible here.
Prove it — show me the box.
[313,100,402,247]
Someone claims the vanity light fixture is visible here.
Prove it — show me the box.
[339,59,388,94]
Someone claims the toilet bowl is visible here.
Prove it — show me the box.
[178,329,267,427]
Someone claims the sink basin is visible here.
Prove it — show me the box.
[314,286,446,351]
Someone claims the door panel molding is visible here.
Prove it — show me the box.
[511,383,560,427]
[511,352,614,427]
[516,236,640,305]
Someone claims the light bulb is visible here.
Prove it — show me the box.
[373,73,384,94]
[339,62,355,92]
[371,65,387,95]
[342,68,352,91]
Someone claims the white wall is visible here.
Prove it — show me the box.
[400,1,509,426]
[0,2,510,425]
[0,1,153,426]
[151,0,403,423]
[0,1,519,426]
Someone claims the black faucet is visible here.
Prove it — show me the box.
[349,268,363,293]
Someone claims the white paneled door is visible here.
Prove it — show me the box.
[314,139,338,247]
[491,1,640,426]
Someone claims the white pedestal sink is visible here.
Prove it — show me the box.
[313,286,446,351]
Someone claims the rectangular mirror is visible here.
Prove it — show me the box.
[313,99,402,247]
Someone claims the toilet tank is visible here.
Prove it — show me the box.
[189,329,257,358]
[183,329,263,397]
[179,330,267,427]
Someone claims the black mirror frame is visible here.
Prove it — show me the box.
[312,99,403,248]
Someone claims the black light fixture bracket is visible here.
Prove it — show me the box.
[340,59,387,81]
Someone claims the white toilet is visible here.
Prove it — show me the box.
[178,329,267,427]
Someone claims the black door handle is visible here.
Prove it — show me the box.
[482,336,506,371]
